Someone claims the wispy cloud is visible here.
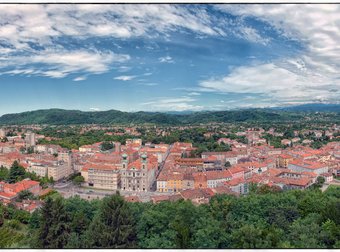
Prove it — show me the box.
[114,75,136,81]
[159,56,174,64]
[0,49,130,78]
[188,92,201,96]
[73,76,87,81]
[204,4,340,105]
[141,96,202,111]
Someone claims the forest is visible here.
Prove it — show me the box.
[0,185,339,248]
[0,107,339,126]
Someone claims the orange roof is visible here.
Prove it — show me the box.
[2,179,40,194]
[180,188,214,199]
[83,163,119,171]
[225,177,246,186]
[289,159,327,170]
[206,170,232,180]
[228,166,245,174]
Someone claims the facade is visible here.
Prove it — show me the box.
[156,179,168,192]
[48,163,72,181]
[25,132,36,147]
[28,164,48,177]
[87,165,121,190]
[120,154,158,192]
[0,128,6,138]
[276,154,293,168]
[206,170,232,188]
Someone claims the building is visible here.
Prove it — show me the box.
[84,164,121,190]
[276,154,293,168]
[206,170,232,188]
[48,162,73,181]
[28,163,48,177]
[120,154,158,192]
[166,172,184,192]
[25,132,36,147]
[0,128,6,138]
[0,179,41,204]
[288,159,329,175]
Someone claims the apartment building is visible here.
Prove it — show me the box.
[85,164,121,190]
[48,162,72,181]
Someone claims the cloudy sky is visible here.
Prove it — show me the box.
[0,4,339,115]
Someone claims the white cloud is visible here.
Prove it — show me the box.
[141,96,202,111]
[159,56,174,63]
[118,66,132,72]
[205,4,340,105]
[0,49,130,78]
[73,76,87,81]
[89,107,100,111]
[0,4,271,79]
[114,75,136,81]
[188,92,201,96]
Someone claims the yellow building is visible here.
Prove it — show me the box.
[277,154,293,168]
[166,172,184,193]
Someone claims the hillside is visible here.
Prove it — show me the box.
[274,103,340,112]
[0,107,339,125]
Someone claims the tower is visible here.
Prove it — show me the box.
[122,153,128,169]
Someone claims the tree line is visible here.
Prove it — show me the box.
[1,185,339,249]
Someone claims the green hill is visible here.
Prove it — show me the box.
[0,108,338,125]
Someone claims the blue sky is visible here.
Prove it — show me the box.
[0,4,339,115]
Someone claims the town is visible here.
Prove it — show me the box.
[0,123,339,210]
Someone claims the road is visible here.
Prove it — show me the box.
[321,179,340,192]
[156,143,173,179]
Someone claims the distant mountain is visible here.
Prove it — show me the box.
[0,108,293,125]
[274,103,340,112]
[0,106,338,125]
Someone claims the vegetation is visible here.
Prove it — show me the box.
[72,176,85,186]
[0,185,339,248]
[0,108,339,126]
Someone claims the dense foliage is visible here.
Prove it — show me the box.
[1,186,339,248]
[0,107,339,126]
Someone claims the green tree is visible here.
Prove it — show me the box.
[7,161,26,183]
[85,193,137,248]
[17,190,35,202]
[0,205,4,227]
[315,176,325,188]
[101,141,114,151]
[320,219,340,248]
[288,213,324,248]
[72,175,85,186]
[224,161,231,168]
[37,197,70,248]
[0,166,9,181]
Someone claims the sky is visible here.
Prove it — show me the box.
[0,4,339,115]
